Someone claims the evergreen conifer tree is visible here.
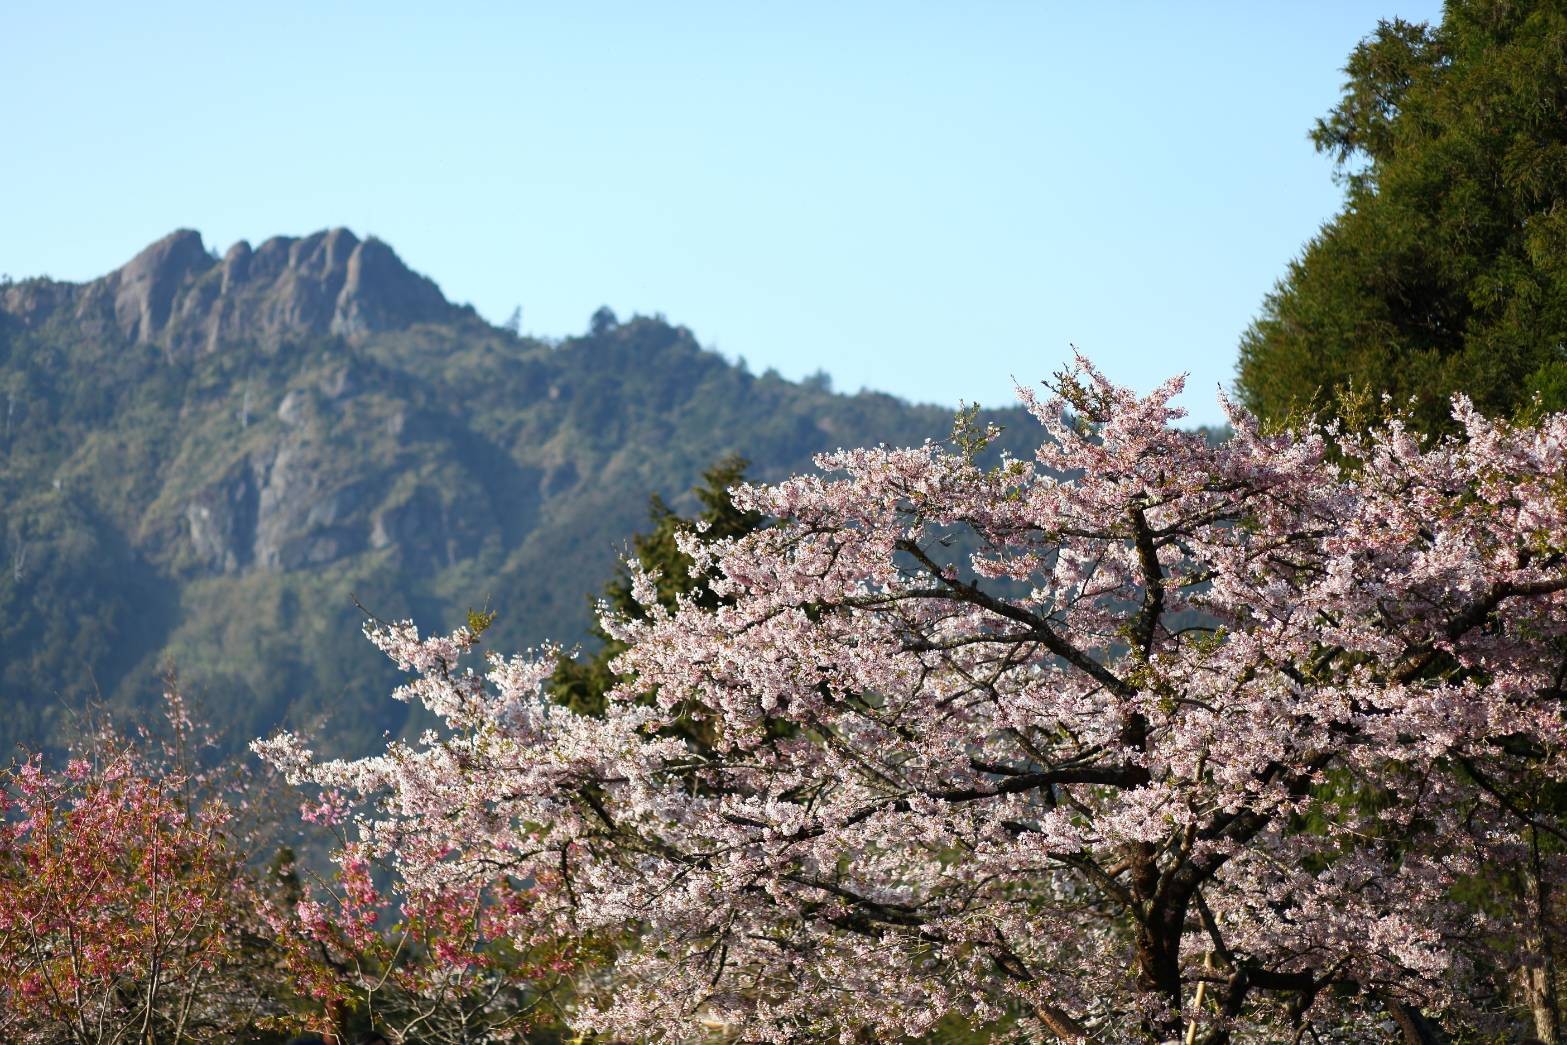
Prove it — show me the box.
[548,454,762,717]
[1237,1,1567,434]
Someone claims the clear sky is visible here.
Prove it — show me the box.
[2,1,1444,425]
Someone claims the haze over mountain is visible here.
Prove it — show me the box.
[0,229,1038,755]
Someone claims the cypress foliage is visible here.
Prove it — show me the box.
[1237,1,1567,434]
[548,455,762,717]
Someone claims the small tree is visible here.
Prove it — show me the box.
[588,306,619,337]
[260,360,1567,1042]
[0,698,293,1041]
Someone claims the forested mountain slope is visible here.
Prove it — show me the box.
[0,229,1037,755]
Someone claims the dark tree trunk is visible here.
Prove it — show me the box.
[1389,1001,1449,1045]
[1134,898,1189,1039]
[1524,826,1562,1045]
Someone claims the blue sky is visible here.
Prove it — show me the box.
[2,1,1443,425]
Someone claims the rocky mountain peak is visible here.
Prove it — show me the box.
[1,227,460,355]
[115,229,217,342]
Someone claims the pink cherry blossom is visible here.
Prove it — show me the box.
[260,358,1567,1042]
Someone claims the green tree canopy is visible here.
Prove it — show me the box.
[1237,0,1567,434]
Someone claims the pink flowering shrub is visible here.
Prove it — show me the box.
[259,360,1567,1042]
[269,831,584,1044]
[0,685,580,1042]
[0,743,269,1039]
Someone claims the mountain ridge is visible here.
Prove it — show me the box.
[0,228,1035,757]
[2,228,463,355]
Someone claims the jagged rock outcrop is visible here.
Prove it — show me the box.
[182,368,381,575]
[0,227,460,355]
[246,425,386,573]
[185,463,258,575]
[114,229,214,343]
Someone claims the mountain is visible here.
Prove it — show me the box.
[0,228,1035,756]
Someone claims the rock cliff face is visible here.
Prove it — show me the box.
[0,228,460,355]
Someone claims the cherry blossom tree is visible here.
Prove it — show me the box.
[259,359,1567,1042]
[0,710,286,1041]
